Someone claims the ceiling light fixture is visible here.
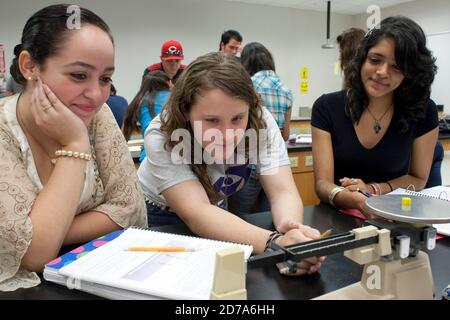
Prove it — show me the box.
[321,1,335,49]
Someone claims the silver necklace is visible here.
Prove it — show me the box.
[366,104,393,134]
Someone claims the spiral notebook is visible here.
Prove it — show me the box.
[43,228,252,300]
[389,186,450,236]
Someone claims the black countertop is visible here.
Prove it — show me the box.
[1,204,448,300]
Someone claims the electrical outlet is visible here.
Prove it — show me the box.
[305,155,313,167]
[289,157,299,167]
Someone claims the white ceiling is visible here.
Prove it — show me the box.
[223,0,418,15]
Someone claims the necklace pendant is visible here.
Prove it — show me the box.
[50,158,57,165]
[374,121,382,134]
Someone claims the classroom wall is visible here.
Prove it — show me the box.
[355,0,450,35]
[0,0,356,116]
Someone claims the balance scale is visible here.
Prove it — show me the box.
[246,194,450,300]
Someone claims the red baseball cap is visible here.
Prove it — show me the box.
[161,40,184,61]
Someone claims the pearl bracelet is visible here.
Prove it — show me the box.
[54,149,93,161]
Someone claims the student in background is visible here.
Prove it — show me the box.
[232,42,293,214]
[336,28,365,88]
[106,84,128,127]
[122,70,172,162]
[312,16,438,218]
[143,40,186,84]
[219,30,242,58]
[0,76,23,98]
[138,52,325,275]
[6,76,24,95]
[0,4,147,291]
[240,42,293,141]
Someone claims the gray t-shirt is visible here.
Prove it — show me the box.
[137,107,290,206]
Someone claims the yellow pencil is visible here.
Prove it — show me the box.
[126,247,195,252]
[320,229,332,238]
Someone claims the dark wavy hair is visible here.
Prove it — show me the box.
[10,4,113,86]
[336,28,365,84]
[240,42,275,77]
[346,16,437,132]
[122,70,171,141]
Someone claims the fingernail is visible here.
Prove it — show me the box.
[279,267,289,275]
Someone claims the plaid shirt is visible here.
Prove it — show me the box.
[251,70,293,128]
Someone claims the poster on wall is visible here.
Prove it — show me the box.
[0,44,6,93]
[300,66,309,94]
[0,44,5,74]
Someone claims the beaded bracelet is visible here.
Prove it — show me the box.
[264,231,283,252]
[54,149,93,161]
[368,182,381,195]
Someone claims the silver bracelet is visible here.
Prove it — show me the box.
[328,186,345,207]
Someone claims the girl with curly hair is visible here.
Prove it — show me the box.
[312,16,439,218]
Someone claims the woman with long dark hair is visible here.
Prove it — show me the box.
[0,4,146,291]
[312,16,438,217]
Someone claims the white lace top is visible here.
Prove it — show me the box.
[0,95,147,292]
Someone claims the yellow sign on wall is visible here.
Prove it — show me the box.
[334,61,341,76]
[300,66,309,94]
[300,81,308,94]
[301,67,308,80]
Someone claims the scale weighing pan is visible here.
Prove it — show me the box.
[364,194,450,224]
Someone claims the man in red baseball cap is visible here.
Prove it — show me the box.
[144,40,187,84]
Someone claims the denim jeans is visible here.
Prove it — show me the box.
[425,141,444,188]
[146,202,183,227]
[231,171,270,215]
[146,199,229,227]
